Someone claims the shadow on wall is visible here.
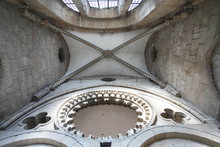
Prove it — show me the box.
[212,40,220,94]
[212,40,220,120]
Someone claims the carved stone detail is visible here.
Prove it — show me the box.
[103,50,113,58]
[161,108,187,124]
[22,112,51,129]
[56,90,156,139]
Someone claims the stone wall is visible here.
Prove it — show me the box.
[212,40,220,94]
[145,0,220,119]
[0,1,70,122]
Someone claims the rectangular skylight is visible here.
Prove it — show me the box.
[63,0,72,3]
[132,0,142,3]
[109,0,118,8]
[88,1,99,8]
[62,0,79,12]
[128,0,142,11]
[66,4,80,12]
[88,0,118,9]
[99,0,108,9]
[128,3,139,11]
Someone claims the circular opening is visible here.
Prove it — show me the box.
[58,48,65,63]
[73,104,137,138]
[101,78,116,82]
[57,90,155,139]
[150,45,157,62]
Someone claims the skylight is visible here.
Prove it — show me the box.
[62,0,79,12]
[128,0,142,11]
[88,0,118,9]
[60,0,142,13]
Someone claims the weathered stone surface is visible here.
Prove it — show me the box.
[0,1,70,122]
[145,0,220,119]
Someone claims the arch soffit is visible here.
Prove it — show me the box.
[127,126,220,147]
[0,131,83,147]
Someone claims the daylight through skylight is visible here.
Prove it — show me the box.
[128,0,142,11]
[61,0,142,13]
[88,0,118,9]
[62,0,79,12]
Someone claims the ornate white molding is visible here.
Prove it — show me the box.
[56,90,156,139]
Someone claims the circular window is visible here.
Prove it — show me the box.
[150,45,157,62]
[101,78,116,82]
[58,48,65,63]
[56,90,155,139]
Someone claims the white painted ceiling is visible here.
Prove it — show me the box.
[62,29,151,78]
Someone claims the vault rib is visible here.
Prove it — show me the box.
[32,55,105,100]
[20,8,192,99]
[111,20,171,53]
[111,55,165,87]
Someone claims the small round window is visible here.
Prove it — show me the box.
[101,78,116,82]
[58,48,65,63]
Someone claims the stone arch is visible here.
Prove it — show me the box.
[1,138,67,147]
[0,131,83,147]
[127,126,220,147]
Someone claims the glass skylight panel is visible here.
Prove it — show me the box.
[88,0,118,9]
[66,4,79,12]
[63,0,70,3]
[88,0,99,8]
[132,0,142,3]
[109,0,118,8]
[61,0,79,12]
[128,0,142,11]
[99,0,108,9]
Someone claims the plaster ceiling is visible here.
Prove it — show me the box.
[63,29,150,78]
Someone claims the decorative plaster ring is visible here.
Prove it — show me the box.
[56,90,156,139]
